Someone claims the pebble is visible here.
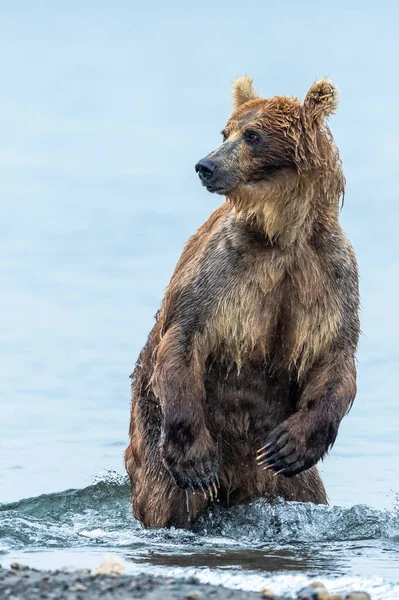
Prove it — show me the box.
[91,554,126,576]
[308,582,331,600]
[73,583,88,592]
[259,589,275,599]
[0,565,373,600]
[259,590,275,599]
[297,584,347,600]
[295,581,373,600]
[298,586,321,599]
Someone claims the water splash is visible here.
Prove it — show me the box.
[1,472,399,598]
[195,498,399,543]
[1,471,399,553]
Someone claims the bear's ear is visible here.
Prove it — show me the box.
[232,76,260,109]
[303,78,339,122]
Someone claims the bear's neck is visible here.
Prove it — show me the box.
[227,172,342,249]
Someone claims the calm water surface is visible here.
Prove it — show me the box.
[1,2,399,598]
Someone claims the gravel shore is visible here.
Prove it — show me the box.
[0,563,371,600]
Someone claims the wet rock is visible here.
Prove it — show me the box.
[259,589,275,599]
[298,586,320,600]
[309,582,326,588]
[0,565,373,600]
[308,582,330,600]
[186,577,200,585]
[91,553,126,576]
[259,589,275,600]
[298,582,347,600]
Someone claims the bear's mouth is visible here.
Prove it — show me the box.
[205,183,231,195]
[204,165,293,195]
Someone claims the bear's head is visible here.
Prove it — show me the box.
[195,77,345,245]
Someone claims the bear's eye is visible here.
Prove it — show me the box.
[244,130,260,145]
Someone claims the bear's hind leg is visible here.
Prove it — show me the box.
[274,466,328,505]
[211,463,327,508]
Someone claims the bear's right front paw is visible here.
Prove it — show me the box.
[161,444,220,499]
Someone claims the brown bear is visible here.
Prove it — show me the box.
[125,76,360,529]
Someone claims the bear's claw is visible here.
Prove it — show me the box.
[163,449,220,499]
[256,416,326,477]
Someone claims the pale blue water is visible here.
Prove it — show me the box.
[1,1,399,598]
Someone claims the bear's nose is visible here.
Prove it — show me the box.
[195,159,217,182]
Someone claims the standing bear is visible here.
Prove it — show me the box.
[125,77,360,529]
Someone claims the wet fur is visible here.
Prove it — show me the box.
[125,78,360,529]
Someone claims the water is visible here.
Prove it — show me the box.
[1,1,399,598]
[1,473,399,598]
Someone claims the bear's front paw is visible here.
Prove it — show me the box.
[161,434,219,498]
[256,412,337,477]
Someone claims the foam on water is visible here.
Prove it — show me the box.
[1,472,399,598]
[2,471,399,550]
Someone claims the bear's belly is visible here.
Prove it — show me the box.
[204,357,298,461]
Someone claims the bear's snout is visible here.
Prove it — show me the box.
[195,158,217,182]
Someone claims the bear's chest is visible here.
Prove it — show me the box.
[206,249,335,372]
[207,256,289,368]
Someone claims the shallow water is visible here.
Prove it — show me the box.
[1,474,399,598]
[1,2,399,599]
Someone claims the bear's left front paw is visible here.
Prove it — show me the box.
[256,413,336,477]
